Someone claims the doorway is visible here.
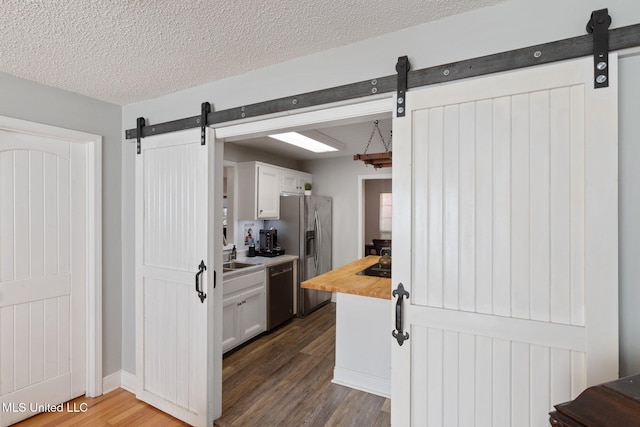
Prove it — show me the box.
[213,97,395,418]
[358,175,392,259]
[0,116,102,426]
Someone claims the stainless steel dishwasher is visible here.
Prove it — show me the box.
[266,261,294,331]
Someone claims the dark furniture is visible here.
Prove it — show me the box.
[549,374,640,426]
[372,239,391,256]
[364,243,376,256]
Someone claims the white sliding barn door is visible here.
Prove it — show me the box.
[0,130,87,426]
[136,127,219,426]
[392,56,618,427]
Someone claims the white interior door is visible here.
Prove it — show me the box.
[135,127,218,426]
[392,56,618,426]
[0,130,87,426]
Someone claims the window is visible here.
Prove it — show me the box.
[379,192,392,232]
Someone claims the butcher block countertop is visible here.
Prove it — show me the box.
[301,255,391,300]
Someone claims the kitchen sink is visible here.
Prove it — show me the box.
[223,261,259,273]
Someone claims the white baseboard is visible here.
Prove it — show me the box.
[102,371,121,394]
[102,370,137,395]
[332,366,391,398]
[120,370,137,393]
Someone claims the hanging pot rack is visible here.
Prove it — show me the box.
[353,120,392,169]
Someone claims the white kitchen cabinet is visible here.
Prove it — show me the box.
[238,162,280,219]
[281,170,312,194]
[238,162,313,218]
[222,269,266,353]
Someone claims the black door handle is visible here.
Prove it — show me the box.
[195,260,207,303]
[392,283,410,346]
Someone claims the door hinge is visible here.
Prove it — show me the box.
[587,8,612,89]
[392,283,410,346]
[395,56,410,117]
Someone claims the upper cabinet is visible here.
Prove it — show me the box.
[281,169,312,195]
[237,162,312,220]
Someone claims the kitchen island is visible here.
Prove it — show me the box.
[302,255,391,398]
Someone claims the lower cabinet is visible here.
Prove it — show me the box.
[222,270,266,353]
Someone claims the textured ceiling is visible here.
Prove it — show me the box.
[0,0,503,105]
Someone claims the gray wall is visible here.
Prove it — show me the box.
[0,72,123,376]
[122,0,640,377]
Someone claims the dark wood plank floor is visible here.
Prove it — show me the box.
[13,302,390,426]
[216,302,390,427]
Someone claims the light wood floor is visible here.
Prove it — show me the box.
[13,302,390,427]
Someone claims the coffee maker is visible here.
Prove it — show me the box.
[257,228,285,256]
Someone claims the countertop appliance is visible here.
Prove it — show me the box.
[273,195,332,317]
[256,228,284,257]
[266,260,294,330]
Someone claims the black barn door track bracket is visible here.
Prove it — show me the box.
[199,102,210,145]
[395,56,410,117]
[587,8,612,89]
[134,117,145,154]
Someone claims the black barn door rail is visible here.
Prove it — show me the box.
[126,11,640,142]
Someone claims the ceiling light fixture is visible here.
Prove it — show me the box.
[268,132,339,153]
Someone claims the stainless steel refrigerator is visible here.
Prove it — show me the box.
[273,194,332,317]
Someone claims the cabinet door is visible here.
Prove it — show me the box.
[299,172,312,192]
[239,286,266,341]
[257,165,280,218]
[281,169,300,194]
[222,294,241,353]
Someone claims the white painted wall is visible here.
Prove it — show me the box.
[301,157,390,269]
[122,0,640,378]
[0,72,123,377]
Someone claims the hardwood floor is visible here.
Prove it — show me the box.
[216,302,390,427]
[11,388,189,427]
[13,302,390,427]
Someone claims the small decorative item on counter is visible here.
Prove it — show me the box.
[378,248,391,269]
[248,243,256,257]
[304,182,312,196]
[230,245,237,260]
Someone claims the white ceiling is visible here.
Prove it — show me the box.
[1,0,503,106]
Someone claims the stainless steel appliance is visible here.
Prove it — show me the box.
[266,261,294,330]
[273,195,332,316]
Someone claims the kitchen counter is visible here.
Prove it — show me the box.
[222,254,298,280]
[301,255,391,299]
[235,253,298,267]
[301,255,391,398]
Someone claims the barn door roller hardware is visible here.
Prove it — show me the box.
[126,10,640,142]
[395,56,410,117]
[200,102,210,145]
[587,8,612,88]
[135,117,145,154]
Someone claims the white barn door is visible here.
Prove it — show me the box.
[135,127,218,426]
[392,56,618,426]
[0,129,88,426]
